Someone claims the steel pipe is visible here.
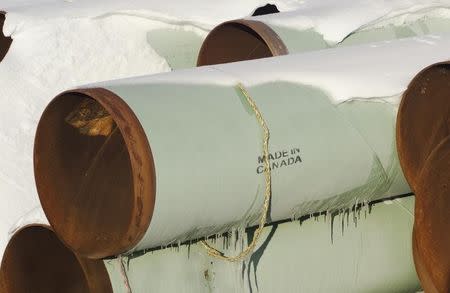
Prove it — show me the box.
[0,225,112,293]
[198,7,450,66]
[34,35,450,258]
[412,137,450,293]
[104,196,420,292]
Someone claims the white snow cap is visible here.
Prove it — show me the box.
[252,0,450,43]
[2,0,304,36]
[96,34,450,104]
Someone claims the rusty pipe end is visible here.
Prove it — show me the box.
[413,136,450,293]
[197,19,288,66]
[0,12,12,62]
[397,62,450,190]
[34,88,156,258]
[399,61,450,292]
[0,225,112,292]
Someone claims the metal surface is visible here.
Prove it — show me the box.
[34,89,155,258]
[413,137,450,293]
[197,20,288,66]
[105,196,420,293]
[34,38,450,259]
[0,225,112,293]
[197,16,450,66]
[34,82,409,258]
[0,12,12,62]
[397,62,450,292]
[397,62,450,190]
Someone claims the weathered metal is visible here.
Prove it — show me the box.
[0,225,112,293]
[197,11,450,66]
[34,35,450,259]
[396,62,450,293]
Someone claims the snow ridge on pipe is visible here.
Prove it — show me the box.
[198,5,450,66]
[34,34,450,258]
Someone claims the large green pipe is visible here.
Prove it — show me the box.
[104,196,420,292]
[198,7,450,66]
[0,224,112,293]
[33,35,450,258]
[145,26,205,70]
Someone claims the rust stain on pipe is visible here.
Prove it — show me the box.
[397,62,450,292]
[0,225,112,292]
[413,136,450,293]
[397,62,450,190]
[34,89,156,259]
[0,12,12,62]
[197,19,288,66]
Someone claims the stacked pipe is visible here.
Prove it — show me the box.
[199,9,450,291]
[29,34,449,291]
[1,3,449,293]
[198,5,450,65]
[0,225,112,293]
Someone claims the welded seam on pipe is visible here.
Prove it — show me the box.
[200,83,271,262]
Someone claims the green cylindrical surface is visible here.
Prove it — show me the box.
[105,196,420,293]
[197,8,450,66]
[34,34,450,257]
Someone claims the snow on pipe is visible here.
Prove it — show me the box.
[197,7,450,66]
[0,225,112,293]
[0,12,12,62]
[33,35,450,259]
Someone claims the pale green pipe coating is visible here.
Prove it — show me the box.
[105,196,419,293]
[268,17,450,53]
[101,81,409,251]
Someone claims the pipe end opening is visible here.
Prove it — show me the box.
[197,20,287,66]
[0,225,112,292]
[34,89,155,258]
[397,62,450,189]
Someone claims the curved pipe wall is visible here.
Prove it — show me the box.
[397,63,450,293]
[34,38,450,259]
[197,12,450,66]
[104,196,420,292]
[0,225,112,293]
[0,12,12,62]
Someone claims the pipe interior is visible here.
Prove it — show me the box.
[0,226,93,293]
[252,4,280,16]
[397,63,450,189]
[197,22,274,66]
[0,13,12,62]
[34,92,136,257]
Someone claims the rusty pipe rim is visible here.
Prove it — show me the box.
[0,11,13,62]
[197,19,288,66]
[397,61,450,191]
[0,224,112,292]
[413,136,450,292]
[34,88,156,259]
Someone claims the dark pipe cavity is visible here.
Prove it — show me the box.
[0,12,12,62]
[252,4,280,16]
